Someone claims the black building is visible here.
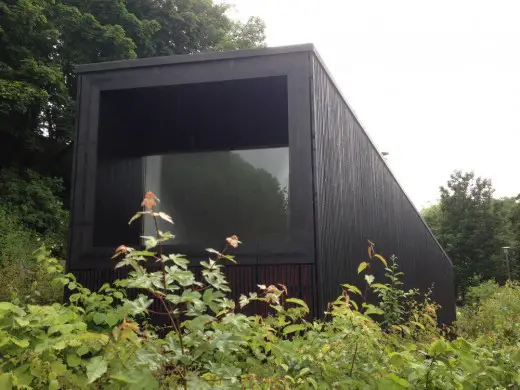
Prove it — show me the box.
[69,44,455,323]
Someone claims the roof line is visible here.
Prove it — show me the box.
[74,43,316,74]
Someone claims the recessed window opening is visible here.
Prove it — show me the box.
[94,76,289,249]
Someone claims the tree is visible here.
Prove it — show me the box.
[0,0,266,246]
[1,0,265,170]
[510,195,520,275]
[423,171,505,300]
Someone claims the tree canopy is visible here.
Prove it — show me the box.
[423,171,520,300]
[0,0,266,250]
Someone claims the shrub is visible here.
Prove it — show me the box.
[0,206,66,305]
[0,192,519,389]
[0,167,68,255]
[458,280,520,350]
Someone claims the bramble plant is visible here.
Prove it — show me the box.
[0,192,520,389]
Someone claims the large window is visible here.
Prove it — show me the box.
[94,76,289,249]
[143,147,289,245]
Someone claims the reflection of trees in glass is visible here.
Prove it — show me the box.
[153,149,289,246]
[281,186,289,216]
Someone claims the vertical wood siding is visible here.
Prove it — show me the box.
[310,55,455,323]
[72,264,316,320]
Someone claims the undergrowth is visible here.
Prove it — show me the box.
[0,192,519,389]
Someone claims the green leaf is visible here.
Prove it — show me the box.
[388,352,407,368]
[12,364,32,386]
[341,283,362,295]
[169,254,190,269]
[370,283,390,290]
[357,262,369,274]
[105,312,118,327]
[14,317,30,326]
[50,361,67,376]
[86,356,108,384]
[141,236,158,250]
[374,254,388,267]
[460,356,479,373]
[365,274,375,285]
[410,321,425,330]
[307,377,318,389]
[0,373,12,390]
[128,212,145,225]
[67,353,82,368]
[49,380,59,390]
[156,212,173,224]
[283,324,306,335]
[93,312,106,325]
[221,254,237,264]
[428,338,449,357]
[363,304,384,317]
[378,373,410,389]
[10,337,29,348]
[511,349,520,364]
[77,345,90,356]
[286,298,309,310]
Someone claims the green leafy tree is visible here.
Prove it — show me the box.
[424,171,503,300]
[491,197,518,281]
[0,168,68,250]
[1,0,265,172]
[0,0,266,255]
[510,195,520,275]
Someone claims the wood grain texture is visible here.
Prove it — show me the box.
[72,264,316,320]
[310,55,455,323]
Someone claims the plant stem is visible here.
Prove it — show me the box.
[152,213,169,291]
[425,356,436,389]
[152,211,187,390]
[349,341,359,377]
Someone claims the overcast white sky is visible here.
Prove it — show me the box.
[224,0,520,209]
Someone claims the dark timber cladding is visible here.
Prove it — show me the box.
[70,44,455,324]
[310,55,455,323]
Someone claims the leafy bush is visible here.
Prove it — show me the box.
[0,167,68,304]
[0,205,65,305]
[458,280,520,350]
[0,167,68,255]
[1,193,520,389]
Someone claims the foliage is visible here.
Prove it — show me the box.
[0,206,39,302]
[0,166,68,303]
[457,280,520,351]
[423,170,519,300]
[0,0,265,172]
[0,206,64,304]
[0,0,266,254]
[511,195,520,273]
[0,167,68,253]
[1,193,520,389]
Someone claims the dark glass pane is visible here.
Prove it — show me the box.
[143,147,289,246]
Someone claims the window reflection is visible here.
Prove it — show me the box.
[143,147,289,246]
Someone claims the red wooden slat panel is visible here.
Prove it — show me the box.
[72,264,316,321]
